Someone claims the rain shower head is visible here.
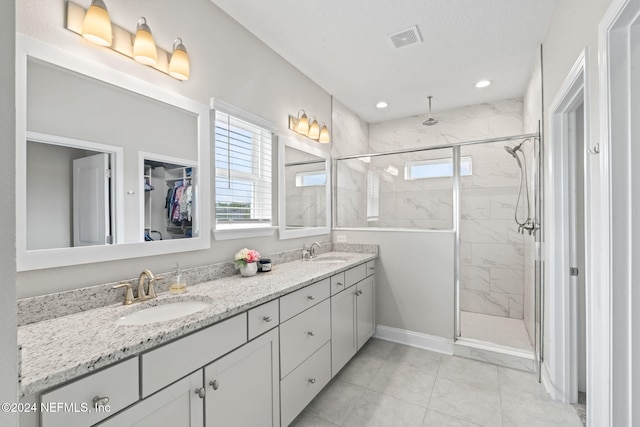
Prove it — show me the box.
[422,95,438,126]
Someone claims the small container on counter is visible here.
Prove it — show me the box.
[258,258,272,272]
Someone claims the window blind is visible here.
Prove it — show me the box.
[214,111,272,228]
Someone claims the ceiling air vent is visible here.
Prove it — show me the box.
[388,25,422,49]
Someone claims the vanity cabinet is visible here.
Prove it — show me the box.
[21,257,376,427]
[95,371,204,427]
[331,264,376,376]
[204,328,279,427]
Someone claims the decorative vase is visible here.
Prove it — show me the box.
[239,262,258,277]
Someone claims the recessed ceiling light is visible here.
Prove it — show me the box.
[475,80,492,88]
[376,101,388,109]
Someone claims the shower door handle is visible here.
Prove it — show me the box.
[570,267,579,277]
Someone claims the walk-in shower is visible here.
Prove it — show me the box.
[334,131,542,370]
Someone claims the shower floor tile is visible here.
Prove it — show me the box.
[460,311,534,351]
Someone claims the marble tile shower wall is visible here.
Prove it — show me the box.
[365,98,526,319]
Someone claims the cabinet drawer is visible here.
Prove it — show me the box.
[248,299,279,340]
[345,264,367,287]
[280,278,330,322]
[141,314,247,397]
[280,342,331,427]
[330,272,346,296]
[280,299,330,378]
[366,260,376,277]
[41,357,139,427]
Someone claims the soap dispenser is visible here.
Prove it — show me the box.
[169,262,187,294]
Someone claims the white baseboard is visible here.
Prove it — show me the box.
[374,325,454,355]
[540,360,557,400]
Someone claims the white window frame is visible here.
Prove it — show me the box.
[405,155,473,180]
[295,170,327,187]
[211,99,277,240]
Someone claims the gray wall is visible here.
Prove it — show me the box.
[1,0,18,424]
[16,0,333,297]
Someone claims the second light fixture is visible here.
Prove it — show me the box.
[289,110,330,144]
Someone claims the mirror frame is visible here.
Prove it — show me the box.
[16,35,210,271]
[278,137,331,240]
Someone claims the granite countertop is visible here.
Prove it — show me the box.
[17,251,377,397]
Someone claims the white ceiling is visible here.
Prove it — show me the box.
[209,0,557,123]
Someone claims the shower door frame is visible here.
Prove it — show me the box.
[333,132,541,357]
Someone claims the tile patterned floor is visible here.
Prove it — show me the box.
[290,339,583,427]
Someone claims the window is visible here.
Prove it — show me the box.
[405,156,472,180]
[214,110,273,230]
[295,171,327,187]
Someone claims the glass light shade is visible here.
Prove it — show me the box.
[308,119,320,139]
[295,112,309,134]
[133,18,157,66]
[169,39,190,80]
[319,125,330,143]
[82,0,112,47]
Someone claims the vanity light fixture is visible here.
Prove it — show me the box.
[288,110,330,144]
[475,79,492,88]
[168,38,190,81]
[133,17,158,66]
[66,2,191,81]
[82,0,112,46]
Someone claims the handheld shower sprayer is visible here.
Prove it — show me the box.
[504,139,537,235]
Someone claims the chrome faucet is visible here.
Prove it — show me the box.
[309,242,321,259]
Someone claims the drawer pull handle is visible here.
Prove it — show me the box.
[210,380,219,390]
[369,267,375,270]
[308,331,316,337]
[356,290,363,296]
[92,396,110,407]
[195,387,206,398]
[308,378,316,384]
[337,282,344,287]
[308,295,315,301]
[263,316,272,322]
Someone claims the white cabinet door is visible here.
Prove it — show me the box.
[95,371,204,427]
[356,276,375,349]
[331,285,356,376]
[204,329,279,427]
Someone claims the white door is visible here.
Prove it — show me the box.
[73,153,110,246]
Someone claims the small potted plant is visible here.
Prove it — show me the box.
[234,248,261,277]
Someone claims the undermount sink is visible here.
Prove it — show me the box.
[114,301,211,326]
[311,256,348,264]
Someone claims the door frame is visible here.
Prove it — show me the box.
[597,0,640,424]
[545,49,591,405]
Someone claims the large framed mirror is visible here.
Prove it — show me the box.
[278,137,331,239]
[16,36,210,271]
